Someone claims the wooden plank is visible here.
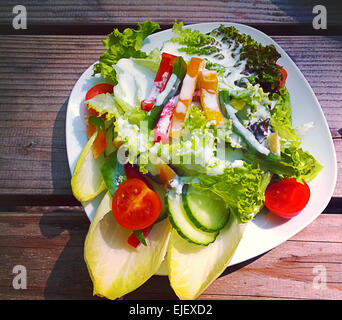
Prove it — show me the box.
[0,210,341,300]
[0,0,341,27]
[0,35,341,197]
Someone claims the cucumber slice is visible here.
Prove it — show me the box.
[167,191,218,246]
[182,184,229,232]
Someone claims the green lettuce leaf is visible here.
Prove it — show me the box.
[85,93,124,120]
[124,107,149,126]
[99,151,126,197]
[184,105,209,132]
[193,163,272,223]
[84,192,172,300]
[93,20,160,84]
[244,146,322,183]
[170,21,218,56]
[274,147,322,182]
[132,48,162,73]
[114,117,153,165]
[269,88,301,150]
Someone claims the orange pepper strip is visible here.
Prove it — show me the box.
[92,130,107,159]
[85,117,107,158]
[198,69,224,126]
[156,163,177,187]
[85,116,96,139]
[170,57,205,138]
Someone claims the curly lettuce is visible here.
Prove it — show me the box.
[169,22,283,93]
[192,163,272,223]
[93,20,160,84]
[170,21,218,56]
[184,104,209,132]
[269,88,301,150]
[211,25,282,93]
[85,93,123,120]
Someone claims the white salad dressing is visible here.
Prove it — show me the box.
[162,36,248,90]
[179,74,197,100]
[202,90,219,110]
[155,73,177,106]
[114,58,155,109]
[245,103,271,127]
[175,101,186,114]
[223,103,270,156]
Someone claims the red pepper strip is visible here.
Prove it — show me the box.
[154,95,179,144]
[278,66,287,89]
[127,226,152,248]
[141,52,177,111]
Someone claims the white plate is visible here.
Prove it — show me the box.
[66,22,337,268]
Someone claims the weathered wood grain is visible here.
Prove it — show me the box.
[0,210,340,300]
[0,35,341,197]
[0,0,341,28]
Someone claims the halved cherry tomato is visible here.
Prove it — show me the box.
[112,178,161,230]
[278,66,287,90]
[264,178,310,219]
[85,83,114,117]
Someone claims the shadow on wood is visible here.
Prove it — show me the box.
[38,209,100,299]
[50,98,81,205]
[40,99,99,299]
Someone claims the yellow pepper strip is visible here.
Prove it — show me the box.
[170,57,205,138]
[267,131,280,155]
[198,69,224,126]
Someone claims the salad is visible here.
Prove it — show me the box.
[70,20,322,300]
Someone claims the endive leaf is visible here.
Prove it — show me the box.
[84,192,172,300]
[167,214,245,300]
[71,132,106,202]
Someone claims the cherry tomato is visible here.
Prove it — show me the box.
[85,83,114,117]
[278,67,287,89]
[264,178,310,219]
[112,178,161,230]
